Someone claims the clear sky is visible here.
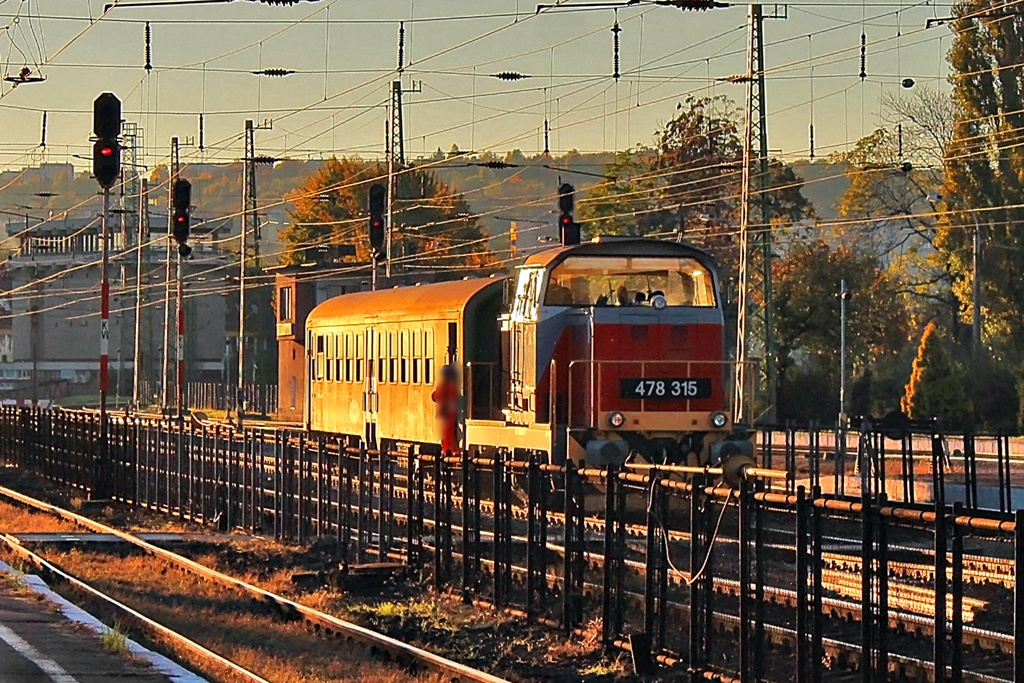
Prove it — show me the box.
[0,0,957,174]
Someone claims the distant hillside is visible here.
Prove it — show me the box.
[0,154,849,263]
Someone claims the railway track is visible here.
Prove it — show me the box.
[1,533,272,683]
[401,520,1014,683]
[0,484,509,683]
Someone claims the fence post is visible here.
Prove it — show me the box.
[1015,509,1024,682]
[795,485,808,683]
[688,475,703,682]
[951,501,963,683]
[461,449,473,603]
[601,464,618,646]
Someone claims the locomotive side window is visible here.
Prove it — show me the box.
[544,256,716,307]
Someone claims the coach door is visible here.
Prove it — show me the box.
[363,327,379,447]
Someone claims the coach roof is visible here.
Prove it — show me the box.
[306,277,505,327]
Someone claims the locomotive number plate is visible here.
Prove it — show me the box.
[620,378,712,399]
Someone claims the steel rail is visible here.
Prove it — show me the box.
[0,533,271,683]
[0,484,509,683]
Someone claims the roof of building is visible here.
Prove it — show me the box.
[306,277,505,327]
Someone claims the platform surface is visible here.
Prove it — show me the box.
[0,585,176,683]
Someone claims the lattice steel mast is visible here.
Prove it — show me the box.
[734,3,781,424]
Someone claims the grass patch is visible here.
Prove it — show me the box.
[100,621,131,656]
[0,499,81,534]
[2,572,26,592]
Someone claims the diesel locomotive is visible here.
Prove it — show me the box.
[304,237,753,467]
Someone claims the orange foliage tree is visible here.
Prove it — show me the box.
[279,157,495,272]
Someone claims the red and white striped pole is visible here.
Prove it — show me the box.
[176,254,184,418]
[98,187,110,497]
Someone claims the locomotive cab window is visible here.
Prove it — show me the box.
[544,256,716,308]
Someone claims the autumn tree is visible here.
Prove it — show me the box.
[902,322,973,428]
[580,95,813,279]
[831,86,959,334]
[280,157,494,271]
[940,1,1024,355]
[773,239,912,421]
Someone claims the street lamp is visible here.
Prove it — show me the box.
[927,192,982,349]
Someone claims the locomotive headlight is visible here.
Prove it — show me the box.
[607,411,626,428]
[710,411,729,429]
[651,293,667,310]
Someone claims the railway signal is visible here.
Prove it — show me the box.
[92,93,121,189]
[172,179,192,257]
[368,183,387,261]
[558,182,580,246]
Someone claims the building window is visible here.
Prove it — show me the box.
[279,286,293,322]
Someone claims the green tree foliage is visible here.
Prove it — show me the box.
[773,239,911,420]
[940,1,1024,353]
[579,96,813,279]
[902,322,973,428]
[279,157,495,271]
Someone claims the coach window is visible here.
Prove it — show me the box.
[355,334,363,382]
[400,331,410,383]
[424,330,435,385]
[378,333,386,383]
[326,334,334,382]
[387,332,396,383]
[412,331,421,384]
[315,334,326,381]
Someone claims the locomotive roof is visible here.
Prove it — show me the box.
[306,277,505,327]
[523,238,717,270]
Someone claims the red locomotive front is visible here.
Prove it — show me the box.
[468,237,752,468]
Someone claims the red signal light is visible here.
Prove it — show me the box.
[561,216,571,225]
[177,216,186,223]
[100,146,114,157]
[372,220,383,228]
